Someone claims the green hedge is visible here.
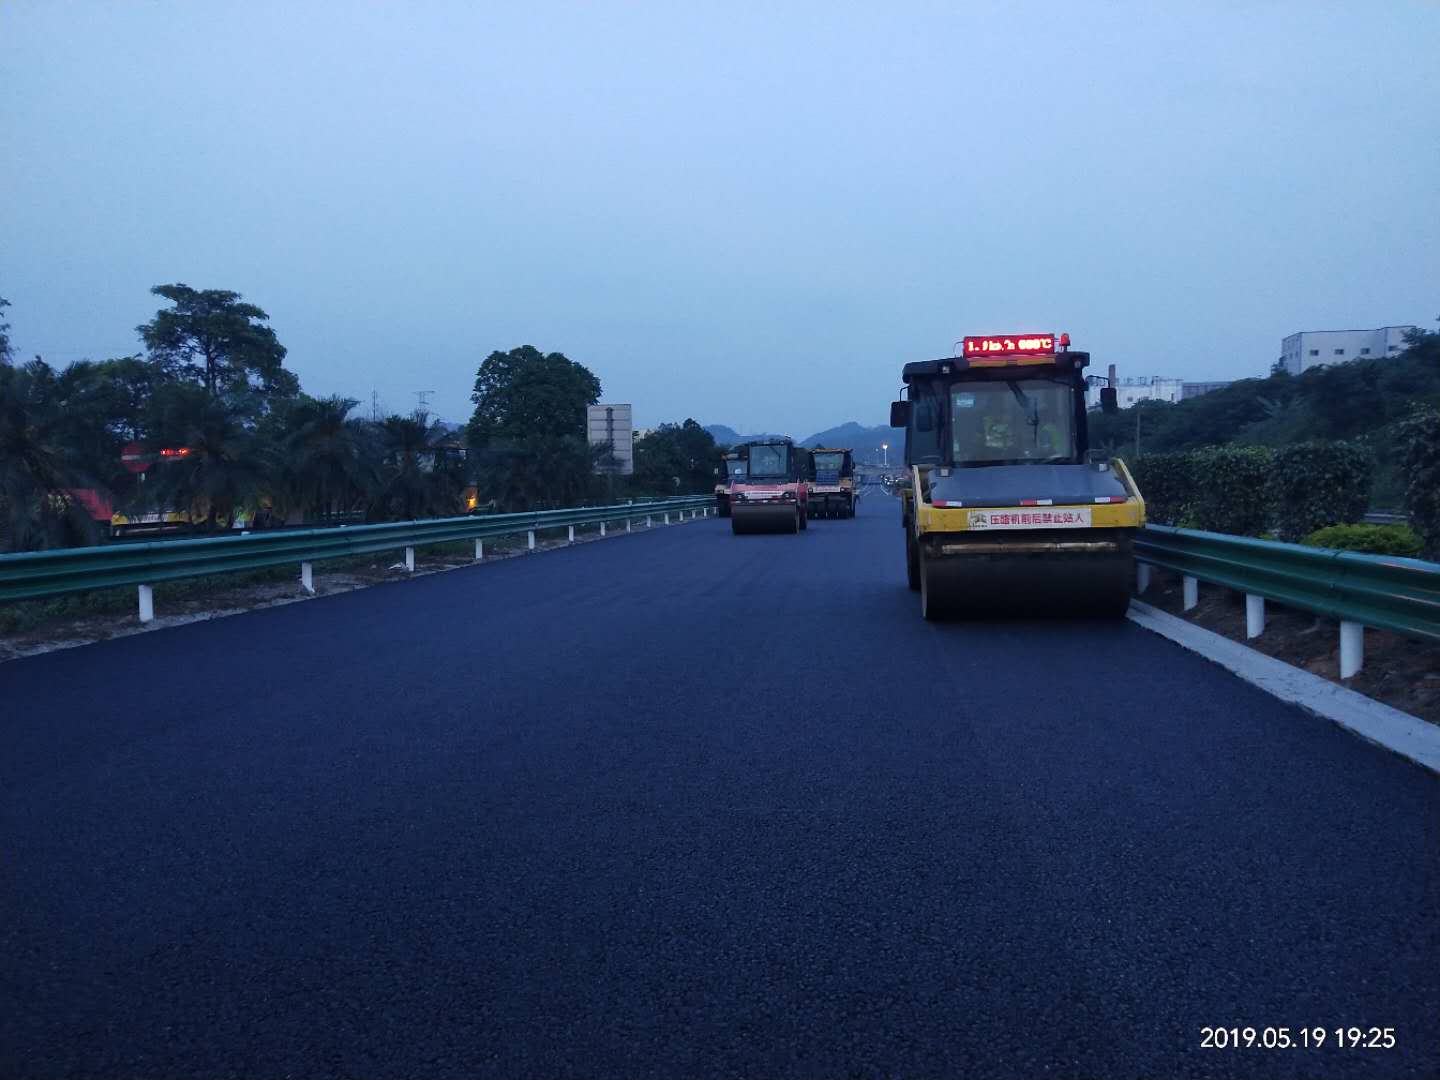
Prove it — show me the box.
[1266,440,1373,542]
[1189,446,1273,536]
[1302,523,1423,557]
[1398,405,1440,560]
[1131,452,1195,526]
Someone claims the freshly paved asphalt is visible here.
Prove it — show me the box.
[2,493,1437,1079]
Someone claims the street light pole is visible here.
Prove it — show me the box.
[881,442,889,467]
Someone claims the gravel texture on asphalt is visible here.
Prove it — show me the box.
[2,495,1436,1079]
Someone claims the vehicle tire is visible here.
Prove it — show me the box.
[919,546,950,621]
[906,530,920,591]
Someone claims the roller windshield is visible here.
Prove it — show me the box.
[726,459,746,480]
[812,452,844,472]
[950,379,1075,465]
[746,444,789,478]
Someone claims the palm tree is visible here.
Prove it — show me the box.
[368,413,467,521]
[0,362,99,551]
[139,383,271,531]
[281,396,372,523]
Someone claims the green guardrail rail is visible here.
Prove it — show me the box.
[1135,524,1440,644]
[0,497,713,607]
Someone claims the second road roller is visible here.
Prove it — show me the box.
[730,438,811,534]
[890,332,1144,619]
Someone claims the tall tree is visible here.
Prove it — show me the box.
[137,284,297,400]
[0,294,12,365]
[467,346,602,510]
[0,361,99,551]
[368,412,466,521]
[139,382,272,531]
[632,419,719,495]
[279,395,373,521]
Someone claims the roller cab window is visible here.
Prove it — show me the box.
[746,444,790,478]
[950,379,1075,466]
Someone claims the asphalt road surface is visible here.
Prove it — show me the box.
[3,494,1437,1079]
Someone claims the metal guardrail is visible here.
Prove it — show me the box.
[1134,524,1440,676]
[0,496,714,620]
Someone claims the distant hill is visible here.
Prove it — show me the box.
[704,421,902,465]
[815,423,904,466]
[703,424,788,446]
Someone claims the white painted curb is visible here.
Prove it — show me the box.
[1128,600,1440,776]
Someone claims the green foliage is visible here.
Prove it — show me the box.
[275,395,373,521]
[0,361,101,551]
[1397,403,1440,559]
[1302,523,1423,557]
[138,284,297,400]
[1189,446,1274,536]
[633,419,719,495]
[466,345,602,511]
[1267,440,1373,542]
[1130,451,1195,526]
[1086,331,1440,515]
[138,383,273,529]
[367,413,468,521]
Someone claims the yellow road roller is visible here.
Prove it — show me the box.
[890,333,1144,619]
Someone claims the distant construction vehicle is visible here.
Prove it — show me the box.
[890,332,1143,618]
[807,448,857,518]
[730,438,810,534]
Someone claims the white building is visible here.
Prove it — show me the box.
[1279,326,1416,375]
[1086,376,1184,410]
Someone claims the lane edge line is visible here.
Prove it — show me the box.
[1127,600,1440,776]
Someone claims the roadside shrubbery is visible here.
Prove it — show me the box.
[1398,405,1440,560]
[1266,440,1373,543]
[1133,439,1381,544]
[1302,523,1423,557]
[1130,452,1196,527]
[1189,446,1274,536]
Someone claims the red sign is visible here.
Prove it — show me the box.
[121,441,151,473]
[963,334,1056,357]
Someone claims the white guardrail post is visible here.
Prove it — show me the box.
[301,562,314,594]
[1245,594,1264,639]
[474,539,484,560]
[1340,622,1364,678]
[1182,575,1198,611]
[137,584,154,623]
[567,525,575,543]
[404,546,415,572]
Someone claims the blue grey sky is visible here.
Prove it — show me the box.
[3,2,1437,436]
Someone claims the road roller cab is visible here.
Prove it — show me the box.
[890,333,1144,619]
[808,448,857,519]
[730,438,810,534]
[715,451,745,517]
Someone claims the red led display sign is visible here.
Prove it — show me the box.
[963,334,1056,357]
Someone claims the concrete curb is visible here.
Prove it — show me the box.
[1127,600,1440,776]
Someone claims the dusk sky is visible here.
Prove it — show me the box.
[3,2,1437,437]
